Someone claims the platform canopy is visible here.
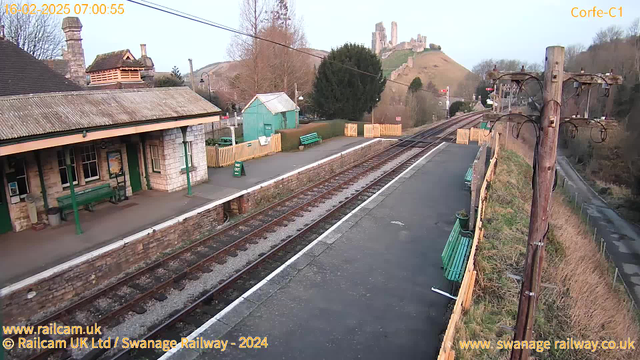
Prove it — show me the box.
[0,87,221,156]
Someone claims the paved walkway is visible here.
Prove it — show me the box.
[0,137,370,287]
[557,156,640,306]
[168,143,479,360]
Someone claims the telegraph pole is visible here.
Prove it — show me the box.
[487,54,623,360]
[510,46,564,360]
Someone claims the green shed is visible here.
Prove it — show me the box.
[241,92,298,142]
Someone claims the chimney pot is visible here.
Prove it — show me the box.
[140,44,147,57]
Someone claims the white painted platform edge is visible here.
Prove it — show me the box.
[1,139,387,297]
[157,142,446,360]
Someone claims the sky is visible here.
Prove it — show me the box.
[24,0,640,74]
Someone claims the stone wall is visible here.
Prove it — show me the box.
[1,138,391,324]
[143,125,208,192]
[2,203,224,324]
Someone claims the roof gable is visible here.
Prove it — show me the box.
[86,49,145,73]
[242,92,297,115]
[0,39,82,96]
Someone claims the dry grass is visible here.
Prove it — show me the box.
[549,198,640,359]
[456,148,640,360]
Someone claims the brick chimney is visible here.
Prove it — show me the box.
[140,44,147,57]
[61,17,86,87]
[139,43,155,85]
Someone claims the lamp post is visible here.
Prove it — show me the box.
[199,72,211,103]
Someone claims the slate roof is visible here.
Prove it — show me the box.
[0,39,82,96]
[0,87,221,141]
[85,50,145,73]
[242,92,297,115]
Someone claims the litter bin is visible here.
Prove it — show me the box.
[47,207,62,227]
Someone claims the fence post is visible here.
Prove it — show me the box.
[613,267,619,287]
[574,192,578,208]
[593,227,597,242]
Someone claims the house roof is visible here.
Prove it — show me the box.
[86,49,145,73]
[0,39,82,96]
[0,87,221,142]
[242,92,297,115]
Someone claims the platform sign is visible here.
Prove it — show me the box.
[233,161,246,177]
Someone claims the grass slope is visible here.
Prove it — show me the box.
[456,150,639,360]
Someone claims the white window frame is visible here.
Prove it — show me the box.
[179,142,193,168]
[57,149,78,187]
[80,144,100,181]
[150,145,161,173]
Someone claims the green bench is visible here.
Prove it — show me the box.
[300,132,322,146]
[441,219,473,283]
[218,137,233,147]
[57,183,115,220]
[464,166,473,189]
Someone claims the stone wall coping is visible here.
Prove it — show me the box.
[1,138,393,297]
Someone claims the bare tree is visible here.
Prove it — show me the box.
[0,0,64,59]
[227,0,313,103]
[628,18,639,37]
[564,43,585,71]
[593,25,624,45]
[227,0,268,99]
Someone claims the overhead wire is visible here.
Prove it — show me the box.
[126,0,438,94]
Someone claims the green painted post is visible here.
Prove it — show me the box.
[141,135,152,190]
[65,148,82,235]
[183,140,192,196]
[181,126,192,196]
[35,150,49,211]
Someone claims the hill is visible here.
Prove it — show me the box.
[385,50,472,95]
[186,48,328,90]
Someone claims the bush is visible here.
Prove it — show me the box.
[277,120,366,151]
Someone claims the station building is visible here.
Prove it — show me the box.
[0,32,221,234]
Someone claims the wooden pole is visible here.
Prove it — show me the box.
[510,46,564,360]
[188,58,196,92]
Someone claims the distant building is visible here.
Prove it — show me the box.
[242,93,298,142]
[43,17,156,89]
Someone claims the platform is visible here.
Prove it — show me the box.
[0,137,370,287]
[165,143,479,360]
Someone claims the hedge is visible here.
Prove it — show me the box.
[277,120,368,151]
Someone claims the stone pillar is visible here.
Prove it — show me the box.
[62,17,86,87]
[390,21,397,47]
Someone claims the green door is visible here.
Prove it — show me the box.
[126,143,142,193]
[0,167,14,233]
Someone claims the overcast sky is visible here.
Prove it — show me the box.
[39,0,640,73]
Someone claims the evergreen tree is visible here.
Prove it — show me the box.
[312,43,386,120]
[170,66,184,82]
[408,77,423,93]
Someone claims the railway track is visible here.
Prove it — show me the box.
[7,112,483,360]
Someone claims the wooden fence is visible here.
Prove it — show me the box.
[363,124,401,138]
[345,123,358,137]
[456,129,470,144]
[438,132,500,360]
[470,128,490,143]
[206,134,281,167]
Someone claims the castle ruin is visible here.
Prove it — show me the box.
[370,21,427,55]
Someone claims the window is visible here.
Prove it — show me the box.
[6,157,29,198]
[150,145,161,172]
[57,150,78,187]
[179,142,193,168]
[80,144,100,181]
